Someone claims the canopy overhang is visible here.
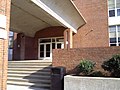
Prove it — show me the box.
[10,0,86,37]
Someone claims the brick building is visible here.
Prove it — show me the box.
[0,0,120,90]
[12,0,109,60]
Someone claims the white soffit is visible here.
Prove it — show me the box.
[30,0,86,33]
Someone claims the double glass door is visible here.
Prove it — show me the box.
[40,43,51,59]
[39,37,64,60]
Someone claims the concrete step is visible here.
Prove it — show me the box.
[8,67,51,71]
[8,77,51,83]
[7,81,50,88]
[8,74,51,80]
[7,60,52,90]
[7,85,50,90]
[8,71,51,75]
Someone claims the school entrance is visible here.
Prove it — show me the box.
[39,37,64,60]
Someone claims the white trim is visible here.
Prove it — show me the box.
[109,25,120,46]
[30,0,77,33]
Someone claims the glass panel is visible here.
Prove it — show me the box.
[117,9,120,16]
[118,32,120,37]
[46,44,50,57]
[40,39,51,43]
[109,26,116,38]
[116,0,120,8]
[109,32,116,38]
[52,39,55,42]
[118,37,120,42]
[118,25,120,31]
[9,37,13,49]
[40,45,44,57]
[9,31,13,36]
[108,0,115,9]
[46,52,50,57]
[110,43,117,46]
[109,26,116,32]
[40,52,44,57]
[40,45,44,51]
[118,25,120,37]
[109,10,115,17]
[52,43,55,49]
[110,38,117,43]
[46,44,50,51]
[56,38,64,42]
[57,43,61,49]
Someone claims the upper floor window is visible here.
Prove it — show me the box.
[108,0,120,17]
[109,25,120,46]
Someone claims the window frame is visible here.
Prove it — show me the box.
[109,25,120,46]
[108,0,120,17]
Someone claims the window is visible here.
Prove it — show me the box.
[117,9,120,16]
[108,0,120,17]
[109,25,120,46]
[9,31,14,49]
[109,10,115,17]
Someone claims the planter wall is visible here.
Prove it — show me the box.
[64,75,120,90]
[53,47,120,74]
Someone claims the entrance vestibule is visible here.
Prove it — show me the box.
[39,37,64,60]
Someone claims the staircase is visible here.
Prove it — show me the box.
[7,60,52,90]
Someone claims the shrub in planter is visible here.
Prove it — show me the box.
[102,54,120,77]
[89,71,104,77]
[77,60,96,75]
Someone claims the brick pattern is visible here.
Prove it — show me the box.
[0,0,11,90]
[35,26,66,38]
[73,0,109,48]
[13,33,36,60]
[53,47,120,74]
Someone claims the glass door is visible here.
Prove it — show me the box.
[39,37,64,60]
[39,43,52,59]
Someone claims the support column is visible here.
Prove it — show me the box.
[64,28,73,49]
[0,0,11,90]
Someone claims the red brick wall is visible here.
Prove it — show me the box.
[53,47,120,74]
[0,0,11,90]
[73,0,109,48]
[35,26,66,38]
[13,33,36,60]
[25,36,36,59]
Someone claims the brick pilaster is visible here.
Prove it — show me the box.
[0,0,11,90]
[64,29,73,49]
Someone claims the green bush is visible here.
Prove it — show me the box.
[102,54,120,77]
[77,60,95,75]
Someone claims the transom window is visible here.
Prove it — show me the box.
[109,25,120,46]
[108,0,120,17]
